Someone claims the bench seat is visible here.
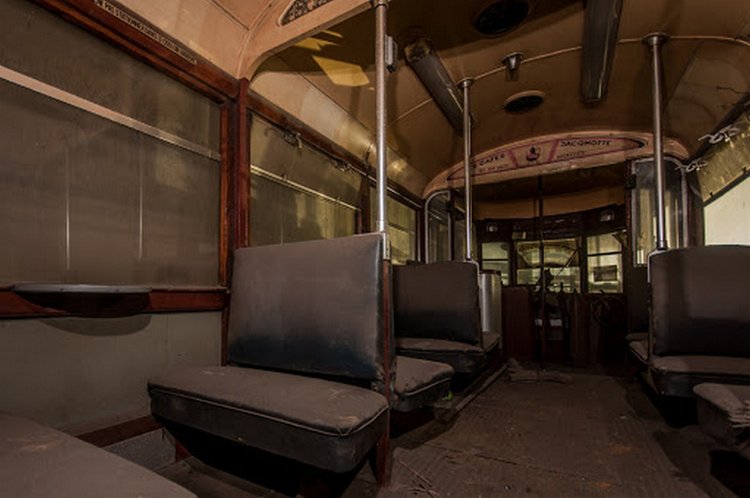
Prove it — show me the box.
[396,337,486,374]
[625,332,648,343]
[394,356,453,412]
[149,366,388,473]
[693,383,750,460]
[0,412,194,498]
[650,355,750,397]
[483,331,501,353]
[629,339,649,366]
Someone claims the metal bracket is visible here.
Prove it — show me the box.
[385,36,398,73]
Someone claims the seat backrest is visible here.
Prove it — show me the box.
[393,261,481,345]
[227,233,393,386]
[650,245,750,357]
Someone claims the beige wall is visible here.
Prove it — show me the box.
[0,312,221,434]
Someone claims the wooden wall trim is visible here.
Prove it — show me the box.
[31,0,238,102]
[0,288,227,319]
[233,79,250,250]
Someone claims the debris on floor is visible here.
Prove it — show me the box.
[506,358,573,384]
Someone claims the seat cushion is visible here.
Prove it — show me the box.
[650,355,750,397]
[393,356,453,412]
[396,337,486,374]
[0,412,194,498]
[629,340,649,366]
[625,332,648,343]
[483,331,501,353]
[693,383,750,460]
[149,366,388,473]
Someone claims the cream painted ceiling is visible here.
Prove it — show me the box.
[115,0,750,197]
[250,0,750,196]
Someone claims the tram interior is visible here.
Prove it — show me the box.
[1,0,750,496]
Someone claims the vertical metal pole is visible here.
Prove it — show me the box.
[460,79,474,261]
[645,33,669,251]
[374,0,389,235]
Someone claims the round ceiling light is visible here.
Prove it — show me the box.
[474,0,530,36]
[504,91,544,113]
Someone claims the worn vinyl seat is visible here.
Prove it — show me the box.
[646,246,750,397]
[394,262,486,374]
[0,412,194,498]
[393,356,453,412]
[651,356,750,398]
[150,234,393,474]
[628,339,649,366]
[150,367,388,472]
[693,383,750,460]
[483,331,501,353]
[396,338,486,374]
[625,332,648,343]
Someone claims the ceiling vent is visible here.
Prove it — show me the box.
[504,91,544,113]
[474,0,530,36]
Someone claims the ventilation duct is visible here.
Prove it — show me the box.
[580,0,623,103]
[404,38,465,133]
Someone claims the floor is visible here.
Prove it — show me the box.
[158,370,750,497]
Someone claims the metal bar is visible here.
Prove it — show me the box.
[249,165,360,211]
[460,79,474,261]
[374,0,389,235]
[644,33,669,251]
[0,64,221,162]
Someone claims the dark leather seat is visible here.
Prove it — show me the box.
[693,383,750,460]
[0,412,194,498]
[394,262,487,374]
[483,331,501,352]
[625,332,648,343]
[651,356,750,397]
[396,337,486,374]
[150,234,393,474]
[393,356,453,412]
[150,367,388,472]
[646,246,750,397]
[628,339,649,367]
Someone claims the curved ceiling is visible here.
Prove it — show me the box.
[250,0,750,196]
[112,0,750,198]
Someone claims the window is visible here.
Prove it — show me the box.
[705,175,750,245]
[250,116,361,246]
[426,192,451,262]
[631,157,685,265]
[481,242,510,285]
[0,0,220,286]
[370,191,418,265]
[516,238,581,292]
[700,117,750,246]
[586,232,623,293]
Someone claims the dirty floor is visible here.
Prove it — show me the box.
[158,371,750,497]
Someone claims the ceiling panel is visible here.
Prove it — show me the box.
[253,0,750,193]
